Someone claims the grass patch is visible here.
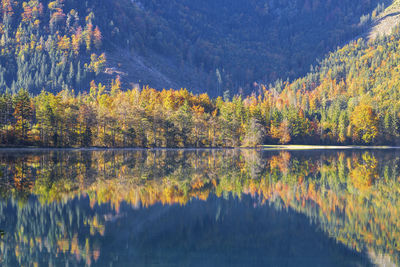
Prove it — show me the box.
[261,145,397,150]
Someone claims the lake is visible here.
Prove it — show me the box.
[0,148,398,266]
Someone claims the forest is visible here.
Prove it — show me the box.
[0,0,388,95]
[1,0,400,147]
[3,19,400,148]
[137,0,387,94]
[0,0,107,95]
[0,72,395,147]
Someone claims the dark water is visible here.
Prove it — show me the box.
[0,149,398,266]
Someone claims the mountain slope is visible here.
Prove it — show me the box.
[368,0,400,40]
[265,23,400,144]
[4,25,400,147]
[115,0,387,95]
[0,0,389,96]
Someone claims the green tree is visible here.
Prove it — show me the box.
[13,89,33,143]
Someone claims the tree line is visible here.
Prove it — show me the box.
[1,1,400,147]
[0,74,396,147]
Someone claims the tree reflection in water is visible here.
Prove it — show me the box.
[0,149,398,266]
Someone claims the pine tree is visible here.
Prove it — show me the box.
[13,89,33,143]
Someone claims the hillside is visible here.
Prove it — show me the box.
[265,23,400,145]
[0,0,389,96]
[134,0,386,95]
[367,0,400,40]
[4,0,400,147]
[3,25,400,147]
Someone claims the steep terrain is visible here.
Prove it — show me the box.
[5,25,400,147]
[109,0,388,95]
[0,0,389,96]
[368,0,400,40]
[5,1,400,147]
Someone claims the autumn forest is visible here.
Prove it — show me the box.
[2,0,400,266]
[0,0,399,147]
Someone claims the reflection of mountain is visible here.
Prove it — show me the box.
[0,149,399,265]
[102,196,375,266]
[0,194,372,267]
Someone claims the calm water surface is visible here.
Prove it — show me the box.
[0,149,399,266]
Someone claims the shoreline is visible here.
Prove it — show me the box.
[261,145,400,150]
[0,145,399,151]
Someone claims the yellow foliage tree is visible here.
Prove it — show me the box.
[350,103,379,144]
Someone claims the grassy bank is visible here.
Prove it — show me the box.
[262,145,398,150]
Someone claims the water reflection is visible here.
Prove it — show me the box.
[0,149,399,266]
